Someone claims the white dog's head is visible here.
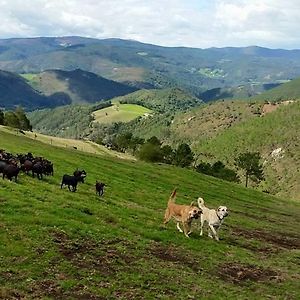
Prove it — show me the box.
[217,206,228,219]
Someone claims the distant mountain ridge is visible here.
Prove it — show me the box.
[1,36,300,96]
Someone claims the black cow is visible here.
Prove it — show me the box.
[0,161,7,175]
[95,181,106,196]
[21,160,33,175]
[32,162,44,180]
[61,174,85,192]
[3,164,20,181]
[73,169,87,182]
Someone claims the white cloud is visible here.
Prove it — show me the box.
[0,0,299,49]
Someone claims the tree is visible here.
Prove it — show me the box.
[115,132,133,152]
[138,143,163,162]
[4,111,20,128]
[147,136,161,146]
[235,152,264,187]
[173,143,194,167]
[14,106,32,131]
[161,145,174,164]
[0,110,4,125]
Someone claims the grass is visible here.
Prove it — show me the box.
[92,103,152,124]
[0,125,133,160]
[0,127,300,299]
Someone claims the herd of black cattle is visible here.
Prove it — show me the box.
[0,149,105,195]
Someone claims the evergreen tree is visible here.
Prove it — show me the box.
[15,106,32,130]
[138,143,163,162]
[4,111,20,128]
[235,152,264,187]
[173,143,194,167]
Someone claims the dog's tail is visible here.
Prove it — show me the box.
[197,197,205,208]
[168,189,177,203]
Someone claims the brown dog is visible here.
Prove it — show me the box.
[163,189,202,238]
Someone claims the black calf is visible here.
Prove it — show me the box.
[95,181,105,196]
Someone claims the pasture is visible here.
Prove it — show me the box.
[0,128,300,299]
[92,103,152,124]
[0,125,133,160]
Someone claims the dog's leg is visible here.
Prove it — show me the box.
[176,222,183,233]
[200,218,204,236]
[209,224,219,241]
[163,209,171,224]
[183,222,191,238]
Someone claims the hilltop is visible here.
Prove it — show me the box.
[0,125,299,299]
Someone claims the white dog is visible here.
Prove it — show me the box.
[197,197,228,241]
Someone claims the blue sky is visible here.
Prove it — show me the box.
[0,0,299,49]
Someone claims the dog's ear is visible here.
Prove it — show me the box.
[190,201,195,207]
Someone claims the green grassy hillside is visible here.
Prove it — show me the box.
[113,88,202,112]
[251,77,300,102]
[93,103,152,124]
[194,101,300,200]
[0,127,300,299]
[123,100,300,200]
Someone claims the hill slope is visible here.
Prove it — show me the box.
[193,101,300,200]
[251,77,300,101]
[121,100,300,200]
[0,70,70,110]
[0,127,299,299]
[22,69,137,104]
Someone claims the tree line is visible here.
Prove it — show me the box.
[0,107,32,131]
[96,132,264,187]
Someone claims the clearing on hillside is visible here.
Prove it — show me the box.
[92,103,152,124]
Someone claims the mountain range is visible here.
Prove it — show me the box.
[1,36,300,100]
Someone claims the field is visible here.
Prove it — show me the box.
[92,103,152,124]
[0,126,133,160]
[0,127,300,299]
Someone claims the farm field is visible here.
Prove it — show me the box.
[0,127,300,299]
[92,103,152,124]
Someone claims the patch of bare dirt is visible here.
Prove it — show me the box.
[226,236,278,256]
[218,263,280,284]
[149,243,202,273]
[51,231,135,276]
[28,280,106,300]
[230,227,300,250]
